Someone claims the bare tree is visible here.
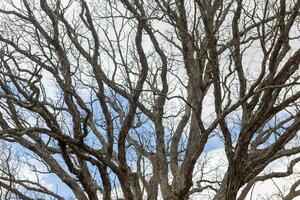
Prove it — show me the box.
[0,141,64,200]
[0,0,299,199]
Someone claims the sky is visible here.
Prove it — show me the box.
[0,0,299,199]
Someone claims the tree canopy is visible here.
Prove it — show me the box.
[0,0,299,199]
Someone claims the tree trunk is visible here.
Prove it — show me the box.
[213,174,242,200]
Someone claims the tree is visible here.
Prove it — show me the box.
[0,0,299,199]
